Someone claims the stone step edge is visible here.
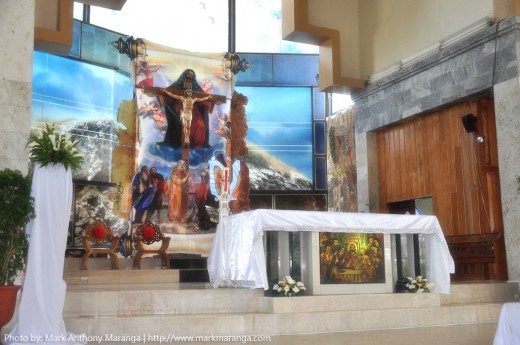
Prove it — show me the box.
[63,304,503,336]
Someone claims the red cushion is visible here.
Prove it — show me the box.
[143,226,156,240]
[92,225,106,239]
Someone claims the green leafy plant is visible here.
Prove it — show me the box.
[27,124,83,170]
[0,169,35,286]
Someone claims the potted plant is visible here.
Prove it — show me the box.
[0,168,35,331]
[4,124,84,340]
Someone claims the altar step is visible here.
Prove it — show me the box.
[64,255,209,283]
[170,254,209,283]
[60,271,520,339]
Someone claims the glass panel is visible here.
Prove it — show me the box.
[73,2,84,21]
[250,195,273,209]
[235,54,273,85]
[81,23,131,73]
[236,86,313,190]
[31,52,133,182]
[69,20,81,58]
[289,232,301,281]
[264,231,279,295]
[313,87,325,120]
[236,0,317,54]
[314,122,325,155]
[331,93,354,114]
[275,194,327,210]
[281,41,319,54]
[114,71,134,105]
[273,55,319,86]
[315,156,327,190]
[32,52,133,121]
[89,0,228,53]
[236,0,282,53]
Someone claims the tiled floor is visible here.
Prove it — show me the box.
[92,323,498,345]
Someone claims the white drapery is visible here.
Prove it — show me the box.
[208,209,455,294]
[493,302,520,345]
[6,165,86,345]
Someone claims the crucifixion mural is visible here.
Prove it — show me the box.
[111,36,250,256]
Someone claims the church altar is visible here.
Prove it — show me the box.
[207,209,455,294]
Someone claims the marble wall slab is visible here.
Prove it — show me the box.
[0,0,34,173]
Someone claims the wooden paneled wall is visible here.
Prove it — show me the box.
[376,99,502,237]
[377,99,507,280]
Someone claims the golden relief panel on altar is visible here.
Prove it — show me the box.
[319,232,385,284]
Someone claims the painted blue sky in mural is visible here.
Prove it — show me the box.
[32,51,133,123]
[31,51,315,180]
[236,86,313,179]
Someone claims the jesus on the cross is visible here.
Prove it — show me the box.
[160,88,213,146]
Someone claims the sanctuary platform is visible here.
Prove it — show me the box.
[3,257,519,345]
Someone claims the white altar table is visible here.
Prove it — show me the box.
[207,209,455,294]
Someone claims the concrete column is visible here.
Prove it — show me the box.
[0,0,35,174]
[494,76,520,282]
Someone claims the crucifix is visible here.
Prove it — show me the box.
[140,72,226,224]
[141,85,226,161]
[161,88,213,147]
[208,156,241,288]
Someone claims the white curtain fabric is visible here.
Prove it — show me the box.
[6,164,86,345]
[208,209,455,294]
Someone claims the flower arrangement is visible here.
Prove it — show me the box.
[27,124,83,170]
[273,276,306,297]
[406,275,433,293]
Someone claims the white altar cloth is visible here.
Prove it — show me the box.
[494,302,520,345]
[207,209,455,294]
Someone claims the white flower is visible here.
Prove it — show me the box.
[272,276,306,297]
[406,276,433,292]
[65,138,78,149]
[56,133,62,149]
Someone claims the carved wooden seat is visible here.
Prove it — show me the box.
[81,219,120,270]
[446,233,502,280]
[133,221,171,269]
